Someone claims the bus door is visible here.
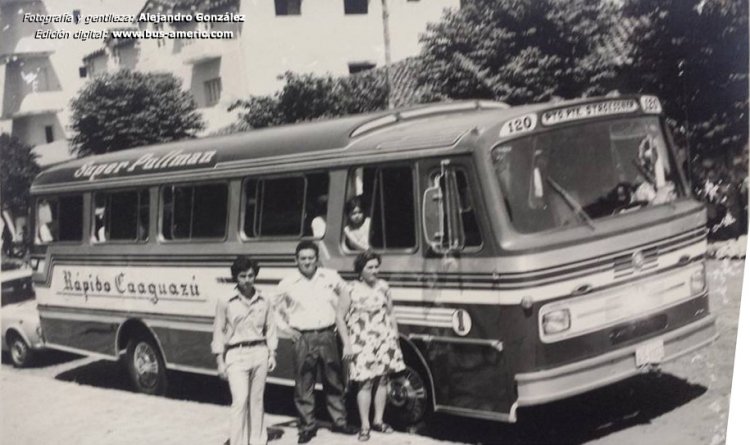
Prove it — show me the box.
[416,157,517,421]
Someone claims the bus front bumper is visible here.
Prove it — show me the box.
[515,314,717,406]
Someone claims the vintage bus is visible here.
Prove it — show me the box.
[29,95,716,424]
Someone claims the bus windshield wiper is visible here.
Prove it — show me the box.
[546,177,596,230]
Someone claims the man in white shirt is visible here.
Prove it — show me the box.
[275,241,357,443]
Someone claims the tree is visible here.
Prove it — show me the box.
[621,0,748,163]
[230,71,389,130]
[70,71,205,157]
[417,0,627,104]
[0,133,40,216]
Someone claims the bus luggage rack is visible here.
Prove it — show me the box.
[350,100,508,138]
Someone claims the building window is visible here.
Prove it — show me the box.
[44,126,54,143]
[348,62,376,74]
[204,78,222,106]
[275,0,301,15]
[162,184,228,240]
[79,66,87,78]
[344,0,368,14]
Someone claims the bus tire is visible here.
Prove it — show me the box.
[125,334,167,395]
[7,331,34,368]
[386,353,433,428]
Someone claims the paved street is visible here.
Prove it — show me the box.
[1,259,744,444]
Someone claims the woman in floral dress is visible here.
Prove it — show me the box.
[335,250,405,441]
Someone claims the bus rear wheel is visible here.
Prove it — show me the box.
[125,335,167,395]
[386,363,432,428]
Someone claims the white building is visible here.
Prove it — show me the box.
[83,0,459,133]
[0,0,138,165]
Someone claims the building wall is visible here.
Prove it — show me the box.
[82,0,456,133]
[11,112,63,146]
[239,0,456,95]
[1,0,138,153]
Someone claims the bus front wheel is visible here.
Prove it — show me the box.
[386,363,432,427]
[125,335,167,395]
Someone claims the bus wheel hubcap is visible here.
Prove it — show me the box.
[389,368,426,408]
[134,342,159,388]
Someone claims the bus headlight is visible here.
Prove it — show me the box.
[542,309,571,335]
[690,264,706,295]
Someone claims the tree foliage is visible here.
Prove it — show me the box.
[621,0,748,161]
[0,133,40,214]
[229,71,389,130]
[417,0,626,104]
[70,71,205,157]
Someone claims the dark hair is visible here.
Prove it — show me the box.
[354,250,381,275]
[345,196,364,216]
[295,240,319,258]
[231,255,261,281]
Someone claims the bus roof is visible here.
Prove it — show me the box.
[31,95,659,193]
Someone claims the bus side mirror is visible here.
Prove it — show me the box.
[423,182,446,253]
[422,164,466,254]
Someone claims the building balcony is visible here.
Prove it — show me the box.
[11,91,66,118]
[181,39,232,65]
[0,36,54,63]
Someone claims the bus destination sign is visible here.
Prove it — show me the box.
[541,99,639,126]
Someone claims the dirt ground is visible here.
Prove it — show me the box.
[0,259,745,445]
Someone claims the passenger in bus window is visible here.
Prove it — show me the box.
[273,241,358,443]
[212,256,278,445]
[310,194,328,238]
[94,207,106,242]
[335,250,405,441]
[343,196,370,251]
[36,200,54,243]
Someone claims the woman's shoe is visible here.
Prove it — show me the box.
[358,428,371,442]
[371,423,394,433]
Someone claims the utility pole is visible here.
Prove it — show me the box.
[381,0,394,109]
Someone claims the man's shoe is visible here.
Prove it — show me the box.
[298,429,317,444]
[331,424,358,435]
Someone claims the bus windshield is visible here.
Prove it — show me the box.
[492,116,684,234]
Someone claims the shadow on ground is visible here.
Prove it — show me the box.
[419,373,707,445]
[1,349,82,368]
[52,359,706,444]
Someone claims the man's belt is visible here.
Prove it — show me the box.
[297,324,335,334]
[226,340,266,351]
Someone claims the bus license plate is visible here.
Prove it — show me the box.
[635,340,664,367]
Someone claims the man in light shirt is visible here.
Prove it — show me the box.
[213,256,278,445]
[275,241,357,444]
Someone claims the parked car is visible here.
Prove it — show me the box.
[1,267,44,367]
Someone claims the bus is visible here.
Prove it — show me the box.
[28,95,716,424]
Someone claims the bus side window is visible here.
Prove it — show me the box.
[162,184,228,240]
[93,190,149,242]
[453,170,482,248]
[35,195,83,244]
[345,165,416,251]
[243,173,328,239]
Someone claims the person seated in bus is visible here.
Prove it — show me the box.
[212,256,278,445]
[36,200,54,243]
[93,207,106,242]
[343,196,370,251]
[309,194,328,239]
[336,250,405,441]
